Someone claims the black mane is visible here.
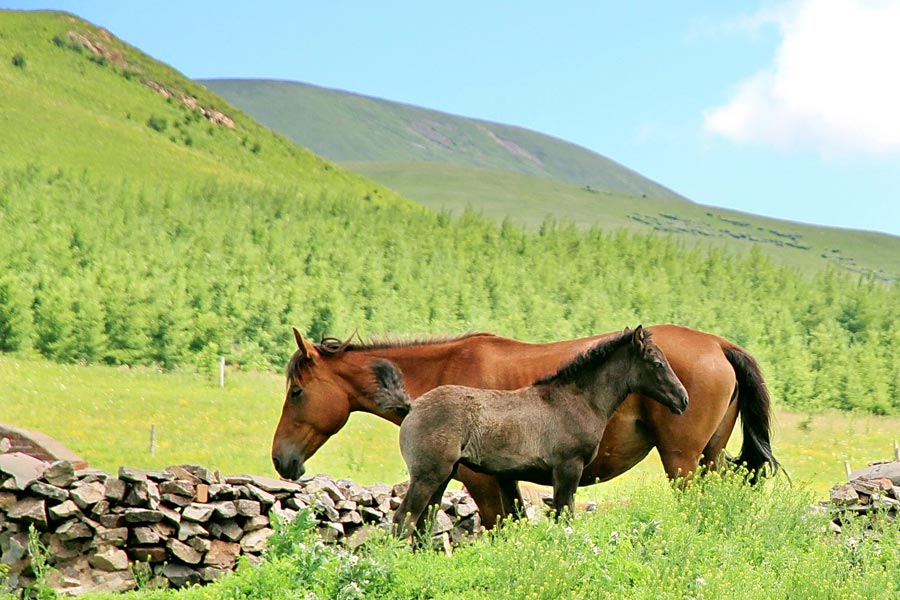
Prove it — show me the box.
[534,330,638,387]
[287,332,495,380]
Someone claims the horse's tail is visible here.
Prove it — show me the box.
[722,345,781,484]
[371,359,412,418]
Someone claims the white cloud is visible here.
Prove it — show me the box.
[704,0,900,155]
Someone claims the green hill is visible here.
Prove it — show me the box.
[0,10,405,203]
[204,79,900,281]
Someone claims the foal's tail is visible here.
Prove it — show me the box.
[723,346,781,484]
[371,359,412,418]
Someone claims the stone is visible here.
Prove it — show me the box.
[57,519,92,541]
[182,502,216,522]
[1,532,28,564]
[245,484,277,506]
[97,513,124,528]
[195,483,210,503]
[90,545,130,571]
[284,495,309,511]
[47,534,88,561]
[312,495,340,521]
[188,536,212,554]
[168,538,203,564]
[340,510,363,525]
[104,478,127,502]
[209,519,243,542]
[43,460,77,488]
[160,479,195,497]
[454,496,478,518]
[145,469,176,482]
[830,484,860,506]
[345,483,374,506]
[305,477,346,503]
[0,453,47,490]
[0,491,17,511]
[234,498,261,517]
[432,510,454,534]
[198,566,228,582]
[161,563,201,588]
[203,540,240,568]
[131,527,160,545]
[122,508,164,524]
[0,438,10,453]
[125,480,161,509]
[128,546,167,563]
[92,569,136,593]
[165,465,200,483]
[48,499,82,521]
[337,499,358,512]
[118,466,149,482]
[240,527,275,553]
[317,521,344,542]
[158,504,182,524]
[8,496,47,529]
[360,506,384,523]
[246,475,302,494]
[849,461,900,486]
[177,520,208,540]
[161,493,193,507]
[70,481,106,509]
[243,514,270,531]
[95,527,129,546]
[152,521,177,539]
[208,483,238,500]
[210,500,238,519]
[344,525,378,550]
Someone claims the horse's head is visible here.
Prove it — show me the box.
[628,325,689,415]
[271,328,354,480]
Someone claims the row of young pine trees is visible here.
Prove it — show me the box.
[1,167,899,415]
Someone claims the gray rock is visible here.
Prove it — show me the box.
[182,502,217,523]
[830,484,860,506]
[198,565,228,582]
[305,477,346,503]
[161,493,193,507]
[70,481,106,509]
[131,527,160,545]
[95,527,129,546]
[90,545,130,571]
[244,484,277,506]
[161,563,201,588]
[0,453,47,490]
[160,479,195,497]
[210,500,238,519]
[122,508,164,524]
[1,532,29,564]
[234,498,261,517]
[432,510,454,534]
[118,466,149,482]
[208,483,238,500]
[48,499,82,521]
[8,496,47,529]
[188,536,212,554]
[128,546,167,563]
[125,480,161,509]
[0,491,17,511]
[165,465,200,483]
[43,460,77,488]
[91,569,136,593]
[245,475,302,494]
[849,461,900,486]
[177,520,208,541]
[104,478,127,502]
[240,527,275,553]
[209,519,243,542]
[243,514,270,531]
[168,538,203,564]
[57,519,92,541]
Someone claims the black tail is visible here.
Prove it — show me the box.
[723,346,780,484]
[371,359,412,418]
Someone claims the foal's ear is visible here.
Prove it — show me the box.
[632,324,646,351]
[292,327,318,360]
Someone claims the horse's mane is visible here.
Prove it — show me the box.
[315,332,495,355]
[534,329,639,387]
[287,332,495,379]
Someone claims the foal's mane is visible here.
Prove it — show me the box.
[534,329,640,387]
[286,332,495,378]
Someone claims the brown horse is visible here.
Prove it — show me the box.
[272,323,779,527]
[371,327,689,537]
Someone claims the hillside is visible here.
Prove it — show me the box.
[204,79,900,281]
[0,10,406,203]
[201,78,682,200]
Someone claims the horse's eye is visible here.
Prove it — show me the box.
[290,387,304,401]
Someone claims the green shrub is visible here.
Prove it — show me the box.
[11,53,25,68]
[146,115,167,132]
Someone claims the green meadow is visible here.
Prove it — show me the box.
[3,355,897,499]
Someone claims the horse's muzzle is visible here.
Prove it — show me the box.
[272,454,306,480]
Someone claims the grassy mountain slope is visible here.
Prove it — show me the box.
[205,79,900,281]
[201,78,682,200]
[0,10,405,203]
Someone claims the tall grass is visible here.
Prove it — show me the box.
[74,472,900,600]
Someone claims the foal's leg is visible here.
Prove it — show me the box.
[551,458,584,519]
[393,477,440,539]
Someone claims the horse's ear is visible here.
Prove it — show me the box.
[293,327,318,360]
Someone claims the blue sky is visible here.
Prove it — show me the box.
[5,1,900,237]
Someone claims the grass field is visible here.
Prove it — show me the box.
[3,355,897,501]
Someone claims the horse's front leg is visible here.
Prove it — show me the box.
[551,458,584,519]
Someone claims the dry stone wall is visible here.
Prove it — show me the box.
[0,453,482,595]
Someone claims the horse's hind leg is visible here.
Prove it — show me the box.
[498,478,525,520]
